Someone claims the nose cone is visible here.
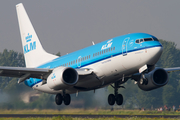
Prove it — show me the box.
[147,46,163,65]
[156,46,163,57]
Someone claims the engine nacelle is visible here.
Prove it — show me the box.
[133,68,168,91]
[47,67,79,90]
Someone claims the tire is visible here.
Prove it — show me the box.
[116,94,123,105]
[55,94,63,105]
[108,94,115,105]
[64,94,71,105]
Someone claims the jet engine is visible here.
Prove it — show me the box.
[47,67,79,90]
[132,68,168,91]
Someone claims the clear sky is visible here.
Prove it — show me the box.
[0,0,180,55]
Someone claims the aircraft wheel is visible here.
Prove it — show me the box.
[116,94,123,105]
[64,94,71,105]
[108,94,115,105]
[55,94,63,105]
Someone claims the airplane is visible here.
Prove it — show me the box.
[0,3,180,106]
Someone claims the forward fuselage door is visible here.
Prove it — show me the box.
[77,56,82,68]
[122,37,130,56]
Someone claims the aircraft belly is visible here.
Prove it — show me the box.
[75,74,102,88]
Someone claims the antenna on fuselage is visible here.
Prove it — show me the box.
[92,41,95,45]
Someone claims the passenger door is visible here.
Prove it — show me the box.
[122,37,130,56]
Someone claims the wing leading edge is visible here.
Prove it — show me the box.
[0,66,93,84]
[0,66,52,83]
[164,67,180,73]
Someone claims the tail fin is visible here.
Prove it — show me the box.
[16,3,58,68]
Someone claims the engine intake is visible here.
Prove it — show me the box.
[47,67,79,90]
[153,69,168,85]
[133,68,168,91]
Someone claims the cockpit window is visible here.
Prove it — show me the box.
[144,38,153,41]
[140,39,144,43]
[152,37,159,41]
[135,37,159,44]
[135,39,140,43]
[135,39,144,44]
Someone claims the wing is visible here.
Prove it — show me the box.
[0,66,93,83]
[0,66,52,83]
[164,67,180,73]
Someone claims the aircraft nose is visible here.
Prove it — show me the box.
[157,45,163,55]
[147,45,163,65]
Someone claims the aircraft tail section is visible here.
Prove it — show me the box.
[16,3,58,68]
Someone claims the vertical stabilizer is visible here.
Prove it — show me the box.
[16,3,58,68]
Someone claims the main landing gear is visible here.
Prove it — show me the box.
[55,93,71,105]
[108,81,124,105]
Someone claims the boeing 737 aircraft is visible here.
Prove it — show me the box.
[0,3,180,106]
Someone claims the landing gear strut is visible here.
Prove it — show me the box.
[108,81,124,106]
[55,93,71,105]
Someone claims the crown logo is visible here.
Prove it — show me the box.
[25,33,32,42]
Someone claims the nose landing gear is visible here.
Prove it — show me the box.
[108,81,124,106]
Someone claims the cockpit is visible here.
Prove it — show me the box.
[135,37,159,44]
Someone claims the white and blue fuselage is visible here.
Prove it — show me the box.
[24,33,163,94]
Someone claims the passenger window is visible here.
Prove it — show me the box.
[113,47,115,50]
[89,55,91,58]
[106,49,108,52]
